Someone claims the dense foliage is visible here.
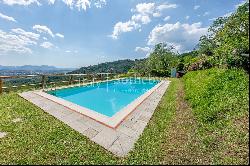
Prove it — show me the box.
[70,59,144,74]
[200,2,249,70]
[131,43,179,77]
[183,68,249,164]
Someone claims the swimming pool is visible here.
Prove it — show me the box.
[35,78,163,128]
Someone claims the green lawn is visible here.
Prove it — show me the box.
[0,69,249,165]
[0,79,180,164]
[183,68,249,164]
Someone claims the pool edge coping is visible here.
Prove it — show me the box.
[33,80,164,129]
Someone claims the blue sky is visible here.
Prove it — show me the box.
[0,0,246,68]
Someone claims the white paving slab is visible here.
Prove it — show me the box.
[19,80,170,157]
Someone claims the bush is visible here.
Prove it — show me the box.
[184,55,213,71]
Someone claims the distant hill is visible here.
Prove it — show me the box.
[0,65,75,71]
[0,65,76,76]
[70,59,145,74]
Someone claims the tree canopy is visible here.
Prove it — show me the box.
[133,2,249,76]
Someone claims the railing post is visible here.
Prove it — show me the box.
[0,78,3,94]
[69,75,73,85]
[41,75,46,90]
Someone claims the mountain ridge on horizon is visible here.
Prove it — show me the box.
[0,65,76,71]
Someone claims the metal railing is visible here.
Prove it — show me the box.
[0,73,116,94]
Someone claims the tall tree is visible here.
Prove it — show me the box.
[198,35,216,56]
[214,2,249,69]
[147,43,178,76]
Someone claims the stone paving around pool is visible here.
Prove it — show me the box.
[19,80,170,157]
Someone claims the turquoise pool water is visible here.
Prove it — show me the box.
[47,79,159,117]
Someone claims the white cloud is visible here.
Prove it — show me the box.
[43,37,48,40]
[40,41,54,49]
[131,14,151,24]
[0,0,41,6]
[48,0,55,4]
[0,28,39,54]
[153,12,161,17]
[147,22,208,53]
[0,12,17,22]
[164,16,171,21]
[62,0,107,11]
[153,3,177,17]
[194,5,200,10]
[0,0,107,11]
[11,28,40,41]
[153,13,161,17]
[33,25,64,38]
[135,46,152,57]
[94,0,106,8]
[55,33,64,38]
[134,2,177,15]
[65,50,78,54]
[62,0,73,7]
[185,15,190,20]
[65,50,78,53]
[110,21,139,39]
[135,46,151,52]
[33,24,54,37]
[156,3,177,11]
[75,0,91,11]
[110,2,177,39]
[135,3,155,15]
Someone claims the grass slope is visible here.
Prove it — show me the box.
[123,79,180,164]
[0,79,180,164]
[161,80,210,164]
[0,93,117,164]
[1,69,248,164]
[183,68,249,164]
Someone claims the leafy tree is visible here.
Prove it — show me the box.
[195,2,249,71]
[176,59,185,71]
[214,2,249,70]
[198,35,216,56]
[147,43,178,76]
[208,17,228,36]
[131,59,149,76]
[70,59,141,74]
